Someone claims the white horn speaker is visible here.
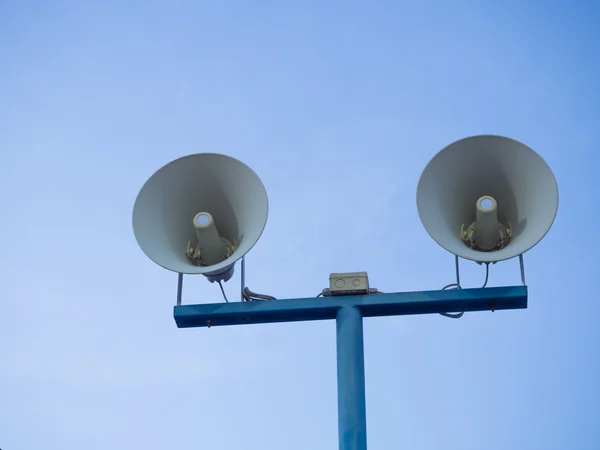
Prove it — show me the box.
[417,135,558,263]
[132,153,268,282]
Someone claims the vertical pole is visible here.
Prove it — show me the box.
[241,256,246,301]
[176,273,183,306]
[455,255,462,288]
[519,254,526,285]
[336,306,367,450]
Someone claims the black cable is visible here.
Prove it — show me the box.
[481,262,490,288]
[243,287,277,302]
[218,280,229,303]
[440,311,464,319]
[440,283,463,319]
[439,262,490,319]
[441,283,459,290]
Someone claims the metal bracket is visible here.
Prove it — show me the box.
[175,257,248,306]
[177,272,184,306]
[453,253,527,288]
[455,255,462,289]
[519,254,526,285]
[241,256,246,301]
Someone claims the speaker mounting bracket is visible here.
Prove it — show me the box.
[176,272,184,306]
[241,256,246,302]
[174,256,260,305]
[454,254,527,288]
[518,254,526,285]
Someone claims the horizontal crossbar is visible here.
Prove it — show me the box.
[174,286,527,328]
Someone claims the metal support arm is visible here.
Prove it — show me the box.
[174,286,526,328]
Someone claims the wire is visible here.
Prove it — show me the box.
[439,262,491,319]
[481,262,490,288]
[316,292,323,298]
[243,287,277,302]
[440,311,464,318]
[439,283,463,319]
[218,280,229,303]
[441,283,459,290]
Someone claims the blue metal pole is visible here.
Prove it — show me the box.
[336,306,367,450]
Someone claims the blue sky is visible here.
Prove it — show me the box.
[1,1,599,449]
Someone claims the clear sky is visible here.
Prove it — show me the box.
[1,1,599,449]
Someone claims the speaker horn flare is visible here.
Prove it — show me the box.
[132,153,268,282]
[417,135,558,263]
